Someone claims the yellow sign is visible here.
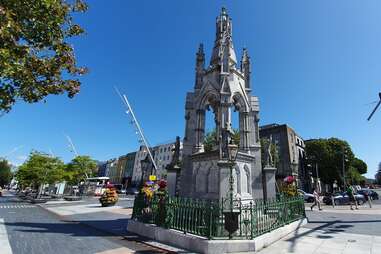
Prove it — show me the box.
[149,175,157,181]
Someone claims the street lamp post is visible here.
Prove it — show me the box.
[140,155,151,188]
[225,141,239,239]
[342,146,346,187]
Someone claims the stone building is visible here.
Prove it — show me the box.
[259,123,309,190]
[131,146,150,185]
[105,158,118,184]
[179,8,273,201]
[97,161,107,177]
[153,141,183,179]
[122,152,136,187]
[131,141,182,186]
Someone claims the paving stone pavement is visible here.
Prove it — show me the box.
[255,199,381,254]
[0,191,175,254]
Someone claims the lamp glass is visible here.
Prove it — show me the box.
[228,143,239,161]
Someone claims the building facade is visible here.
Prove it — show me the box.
[259,123,308,190]
[105,158,118,184]
[123,152,136,187]
[153,142,183,179]
[131,141,183,186]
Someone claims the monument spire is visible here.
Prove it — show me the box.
[210,7,237,69]
[194,43,205,89]
[240,48,251,90]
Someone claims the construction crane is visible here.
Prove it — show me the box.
[115,87,158,172]
[367,92,381,121]
[2,145,24,159]
[64,134,79,156]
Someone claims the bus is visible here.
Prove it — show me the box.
[85,177,110,196]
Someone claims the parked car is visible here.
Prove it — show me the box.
[357,189,379,200]
[297,189,315,203]
[126,187,139,195]
[323,192,365,205]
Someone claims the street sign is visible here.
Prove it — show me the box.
[149,175,157,181]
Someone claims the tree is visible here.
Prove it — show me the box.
[346,166,366,185]
[203,129,240,152]
[376,162,381,184]
[305,138,355,185]
[0,0,88,113]
[0,159,12,187]
[351,158,367,175]
[16,151,65,196]
[65,155,97,185]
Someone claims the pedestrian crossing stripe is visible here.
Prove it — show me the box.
[0,205,35,209]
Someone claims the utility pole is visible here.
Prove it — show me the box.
[115,87,158,173]
[367,92,381,121]
[342,146,346,187]
[65,134,79,157]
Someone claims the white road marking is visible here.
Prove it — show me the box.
[0,218,13,254]
[0,205,35,209]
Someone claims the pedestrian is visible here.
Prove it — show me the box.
[331,192,335,208]
[364,190,372,208]
[310,188,322,211]
[346,185,358,210]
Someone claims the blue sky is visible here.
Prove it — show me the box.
[1,0,380,178]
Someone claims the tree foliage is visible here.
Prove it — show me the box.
[0,159,12,187]
[203,129,240,152]
[346,166,366,185]
[351,157,367,175]
[376,162,381,184]
[304,138,368,185]
[0,0,88,113]
[65,155,97,185]
[16,151,65,189]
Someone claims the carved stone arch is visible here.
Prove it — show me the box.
[244,164,251,194]
[232,92,249,113]
[234,165,241,194]
[198,89,220,111]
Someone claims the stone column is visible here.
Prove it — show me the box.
[195,109,205,152]
[263,166,277,200]
[239,111,250,151]
[217,160,235,202]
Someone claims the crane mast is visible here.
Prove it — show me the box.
[115,87,158,172]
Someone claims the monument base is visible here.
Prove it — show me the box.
[127,218,307,254]
[263,166,277,199]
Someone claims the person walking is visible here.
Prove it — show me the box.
[310,188,322,211]
[347,185,358,210]
[364,190,372,208]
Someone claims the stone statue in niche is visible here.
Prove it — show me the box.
[168,136,181,169]
[220,122,235,159]
[265,135,274,167]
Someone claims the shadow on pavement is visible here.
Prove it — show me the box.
[5,219,177,253]
[4,218,130,237]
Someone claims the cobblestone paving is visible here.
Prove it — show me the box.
[0,193,171,254]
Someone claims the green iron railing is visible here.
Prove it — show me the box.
[131,194,305,240]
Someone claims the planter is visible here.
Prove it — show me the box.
[99,188,118,207]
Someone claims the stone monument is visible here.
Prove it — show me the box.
[262,135,277,199]
[178,7,274,201]
[166,136,182,196]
